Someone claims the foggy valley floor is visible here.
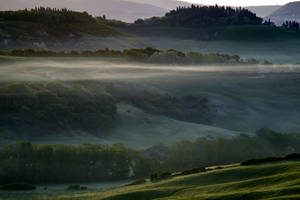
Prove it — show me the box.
[1,3,300,199]
[0,57,299,148]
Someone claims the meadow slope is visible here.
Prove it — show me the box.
[1,160,300,200]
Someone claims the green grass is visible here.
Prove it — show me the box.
[0,55,27,62]
[1,161,300,200]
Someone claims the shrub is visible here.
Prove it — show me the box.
[80,186,88,190]
[159,172,172,179]
[284,153,300,160]
[0,183,36,190]
[241,157,283,166]
[181,167,206,175]
[123,49,149,61]
[127,179,147,186]
[67,184,81,190]
[150,173,159,181]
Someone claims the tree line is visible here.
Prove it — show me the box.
[134,5,263,27]
[0,7,95,25]
[0,82,116,136]
[0,129,299,184]
[0,48,267,65]
[282,21,300,30]
[0,7,118,36]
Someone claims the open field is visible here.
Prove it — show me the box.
[1,160,300,200]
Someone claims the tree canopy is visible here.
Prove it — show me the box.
[137,5,263,27]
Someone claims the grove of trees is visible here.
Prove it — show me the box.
[0,7,94,25]
[136,5,263,27]
[0,129,299,184]
[0,82,116,136]
[282,20,300,30]
[0,48,264,65]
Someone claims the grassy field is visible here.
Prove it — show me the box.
[1,160,300,200]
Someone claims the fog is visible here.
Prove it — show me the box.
[1,58,300,147]
[1,57,299,82]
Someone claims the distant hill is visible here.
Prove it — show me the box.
[0,0,168,22]
[246,5,281,18]
[127,0,192,10]
[268,1,300,24]
[0,8,137,50]
[135,5,263,27]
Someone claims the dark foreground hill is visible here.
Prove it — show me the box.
[1,159,300,200]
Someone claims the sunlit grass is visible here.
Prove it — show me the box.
[1,161,300,200]
[0,55,26,62]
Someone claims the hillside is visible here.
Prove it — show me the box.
[138,5,263,27]
[0,0,168,22]
[246,5,281,18]
[114,24,300,63]
[70,161,300,200]
[268,1,300,24]
[127,0,192,10]
[0,8,137,50]
[2,160,300,200]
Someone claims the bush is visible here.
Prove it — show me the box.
[80,186,88,190]
[159,172,172,179]
[67,184,81,190]
[284,153,300,160]
[150,173,159,181]
[127,179,147,186]
[241,157,283,166]
[0,183,36,190]
[181,167,206,175]
[123,49,149,61]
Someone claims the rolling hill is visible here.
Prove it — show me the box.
[2,160,300,200]
[127,0,192,10]
[268,1,300,24]
[0,8,138,50]
[246,5,281,18]
[0,0,168,22]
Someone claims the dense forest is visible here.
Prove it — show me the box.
[0,7,94,25]
[0,129,299,184]
[0,48,266,65]
[0,82,116,136]
[133,5,263,27]
[0,7,119,36]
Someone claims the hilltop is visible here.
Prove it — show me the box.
[246,5,281,18]
[1,5,300,61]
[0,0,192,22]
[268,1,300,24]
[0,7,136,50]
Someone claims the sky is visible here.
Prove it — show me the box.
[185,0,294,6]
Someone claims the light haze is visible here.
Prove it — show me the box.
[185,0,293,6]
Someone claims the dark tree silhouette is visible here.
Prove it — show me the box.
[282,20,300,30]
[141,4,263,27]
